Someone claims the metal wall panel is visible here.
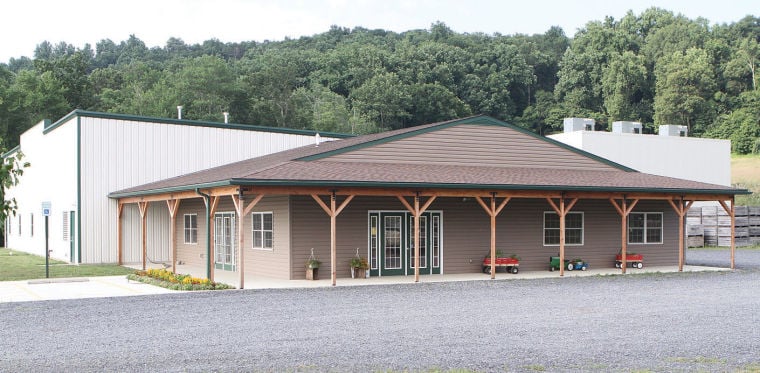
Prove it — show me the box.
[5,119,79,261]
[77,116,336,263]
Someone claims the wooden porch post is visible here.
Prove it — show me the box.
[609,197,639,274]
[475,194,511,279]
[668,198,694,272]
[397,194,437,282]
[232,194,264,289]
[719,198,736,270]
[546,197,578,277]
[166,199,181,274]
[137,201,149,270]
[311,193,355,286]
[116,202,124,265]
[204,196,220,282]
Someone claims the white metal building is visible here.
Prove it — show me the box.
[4,110,348,264]
[548,119,731,187]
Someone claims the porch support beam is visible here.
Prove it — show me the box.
[311,193,355,286]
[201,195,220,282]
[137,201,149,271]
[116,202,124,265]
[397,194,437,282]
[232,194,264,289]
[475,195,511,279]
[668,198,694,272]
[546,197,578,277]
[718,198,736,270]
[609,197,639,274]
[166,199,181,274]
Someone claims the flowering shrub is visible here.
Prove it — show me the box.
[128,269,233,290]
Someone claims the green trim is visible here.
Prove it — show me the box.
[76,116,82,264]
[110,178,748,199]
[1,145,20,158]
[296,115,637,172]
[43,109,353,138]
[108,180,234,198]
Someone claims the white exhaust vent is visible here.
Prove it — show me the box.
[612,121,642,134]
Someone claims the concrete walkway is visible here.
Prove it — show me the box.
[0,275,175,303]
[0,264,728,303]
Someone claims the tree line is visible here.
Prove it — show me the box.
[0,8,758,153]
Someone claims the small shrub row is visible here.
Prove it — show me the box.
[128,268,233,290]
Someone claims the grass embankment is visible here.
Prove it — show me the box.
[0,247,134,281]
[732,153,760,206]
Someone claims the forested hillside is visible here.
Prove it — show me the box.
[0,8,758,152]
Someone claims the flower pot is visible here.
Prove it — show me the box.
[306,267,319,280]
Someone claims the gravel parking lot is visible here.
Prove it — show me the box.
[1,249,758,372]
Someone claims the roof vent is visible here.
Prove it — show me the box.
[612,121,642,134]
[563,118,595,133]
[223,112,229,124]
[314,133,321,147]
[659,124,688,137]
[177,105,183,120]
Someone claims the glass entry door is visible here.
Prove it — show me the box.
[369,211,442,276]
[214,212,236,271]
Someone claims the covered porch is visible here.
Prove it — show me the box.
[114,184,740,289]
[132,260,730,289]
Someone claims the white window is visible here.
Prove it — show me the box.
[252,212,273,249]
[628,212,663,244]
[184,214,198,244]
[544,212,584,246]
[62,212,69,241]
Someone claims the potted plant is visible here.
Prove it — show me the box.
[350,250,369,278]
[306,248,320,280]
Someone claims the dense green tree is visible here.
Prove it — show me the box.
[1,12,760,152]
[602,51,649,122]
[654,48,717,132]
[350,72,411,129]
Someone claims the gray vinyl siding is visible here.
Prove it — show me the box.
[174,196,291,279]
[323,124,620,171]
[247,195,290,279]
[289,196,679,278]
[175,199,208,269]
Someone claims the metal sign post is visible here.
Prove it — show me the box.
[42,202,51,278]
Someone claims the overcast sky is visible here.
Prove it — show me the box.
[1,0,758,62]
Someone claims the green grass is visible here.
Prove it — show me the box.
[0,247,134,281]
[666,356,727,365]
[731,153,760,206]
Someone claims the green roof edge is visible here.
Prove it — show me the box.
[42,109,354,138]
[296,115,638,172]
[2,145,20,158]
[109,178,748,199]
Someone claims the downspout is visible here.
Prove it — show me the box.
[196,188,211,279]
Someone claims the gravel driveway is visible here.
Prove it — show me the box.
[1,249,758,372]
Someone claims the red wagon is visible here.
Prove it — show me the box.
[615,253,644,269]
[483,257,520,274]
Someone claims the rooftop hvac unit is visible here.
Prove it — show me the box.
[659,124,688,137]
[563,118,595,133]
[612,121,642,134]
